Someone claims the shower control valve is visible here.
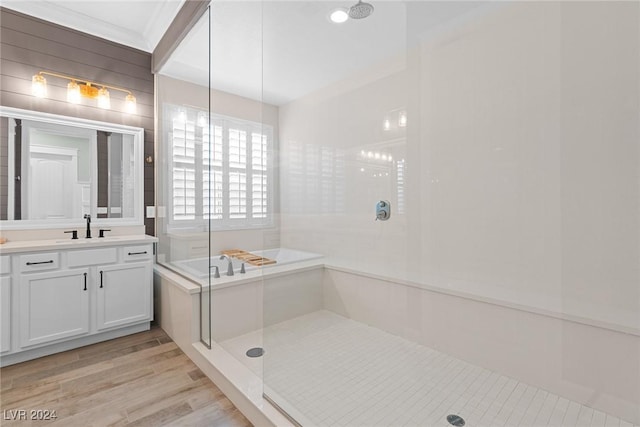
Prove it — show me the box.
[375,200,391,221]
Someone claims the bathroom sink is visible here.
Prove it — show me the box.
[53,235,139,244]
[53,237,124,243]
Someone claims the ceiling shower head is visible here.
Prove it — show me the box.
[349,0,374,19]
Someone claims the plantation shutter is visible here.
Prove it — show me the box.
[167,105,273,230]
[171,118,196,220]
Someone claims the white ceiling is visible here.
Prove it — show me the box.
[161,1,487,105]
[1,0,185,52]
[3,0,487,105]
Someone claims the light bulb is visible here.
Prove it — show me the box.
[31,74,47,98]
[97,87,110,109]
[383,118,391,131]
[329,8,349,23]
[67,80,81,104]
[125,93,137,114]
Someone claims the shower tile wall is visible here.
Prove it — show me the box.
[280,1,639,315]
[277,1,639,423]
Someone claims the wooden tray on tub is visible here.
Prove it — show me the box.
[221,249,277,266]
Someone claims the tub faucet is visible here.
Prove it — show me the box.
[83,214,92,238]
[219,255,234,276]
[211,265,220,279]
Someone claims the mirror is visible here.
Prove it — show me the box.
[0,107,144,228]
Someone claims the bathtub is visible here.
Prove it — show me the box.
[154,248,326,427]
[171,247,322,280]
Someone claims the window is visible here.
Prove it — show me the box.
[165,105,273,230]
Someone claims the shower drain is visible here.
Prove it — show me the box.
[246,347,264,358]
[446,414,465,426]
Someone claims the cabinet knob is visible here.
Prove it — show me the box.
[83,272,87,291]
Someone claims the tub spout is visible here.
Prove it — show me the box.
[219,255,234,276]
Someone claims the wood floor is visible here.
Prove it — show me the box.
[0,327,252,427]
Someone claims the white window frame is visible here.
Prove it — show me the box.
[165,105,274,232]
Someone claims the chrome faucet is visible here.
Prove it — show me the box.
[219,255,234,276]
[83,214,92,238]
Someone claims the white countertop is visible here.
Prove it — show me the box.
[0,235,158,254]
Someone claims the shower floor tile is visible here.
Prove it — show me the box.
[220,310,636,427]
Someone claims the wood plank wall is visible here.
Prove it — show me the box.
[0,7,155,235]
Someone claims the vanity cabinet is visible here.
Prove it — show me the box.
[97,260,152,331]
[0,238,156,366]
[1,256,11,353]
[19,268,90,347]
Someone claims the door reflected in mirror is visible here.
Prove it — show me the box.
[0,107,143,228]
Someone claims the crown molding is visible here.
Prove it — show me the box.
[1,0,183,52]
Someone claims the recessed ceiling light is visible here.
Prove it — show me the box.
[329,8,349,24]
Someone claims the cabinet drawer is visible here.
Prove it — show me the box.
[123,245,152,262]
[0,256,10,274]
[20,253,60,272]
[68,248,117,268]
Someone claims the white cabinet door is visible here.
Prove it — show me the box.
[96,262,151,331]
[20,269,90,348]
[1,276,11,353]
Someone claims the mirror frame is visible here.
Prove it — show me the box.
[0,106,145,229]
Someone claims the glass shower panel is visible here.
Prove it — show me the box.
[206,0,269,380]
[155,8,212,347]
[263,1,412,424]
[263,1,640,426]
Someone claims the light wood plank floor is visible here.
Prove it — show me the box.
[0,327,252,427]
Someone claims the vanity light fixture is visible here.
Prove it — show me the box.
[66,80,81,104]
[97,87,111,109]
[31,74,47,98]
[31,71,137,114]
